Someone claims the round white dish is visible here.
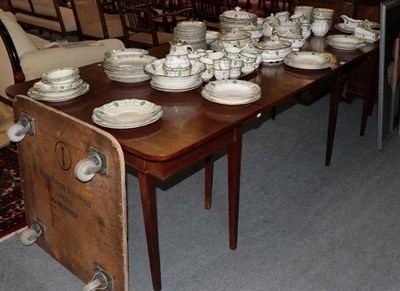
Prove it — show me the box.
[93,99,162,125]
[326,34,366,51]
[150,78,203,92]
[284,51,332,70]
[201,80,261,105]
[335,23,354,34]
[92,110,163,129]
[28,82,89,102]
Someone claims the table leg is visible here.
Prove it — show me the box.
[228,127,242,250]
[204,155,214,210]
[138,172,161,291]
[325,73,344,167]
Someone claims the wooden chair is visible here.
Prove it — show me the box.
[264,0,296,15]
[70,0,124,39]
[116,0,193,48]
[191,0,236,30]
[7,0,78,38]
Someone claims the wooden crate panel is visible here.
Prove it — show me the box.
[13,95,128,291]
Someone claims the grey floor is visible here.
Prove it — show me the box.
[1,96,399,291]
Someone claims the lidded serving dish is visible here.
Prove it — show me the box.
[255,36,293,63]
[219,7,257,32]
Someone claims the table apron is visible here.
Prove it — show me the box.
[123,128,239,181]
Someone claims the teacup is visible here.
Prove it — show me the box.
[214,57,231,70]
[241,61,258,74]
[214,68,231,80]
[229,59,243,79]
[199,57,214,81]
[224,46,242,60]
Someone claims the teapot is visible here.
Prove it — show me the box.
[163,40,193,69]
[311,19,329,37]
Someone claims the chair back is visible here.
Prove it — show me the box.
[117,0,163,46]
[268,0,295,14]
[70,0,123,39]
[192,0,236,24]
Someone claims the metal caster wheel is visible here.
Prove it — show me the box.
[74,150,105,182]
[82,271,109,291]
[7,113,35,142]
[74,158,98,182]
[7,123,26,142]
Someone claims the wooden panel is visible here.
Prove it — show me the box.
[13,95,128,291]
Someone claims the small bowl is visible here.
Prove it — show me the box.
[41,67,80,84]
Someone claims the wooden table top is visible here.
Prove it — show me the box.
[5,37,378,162]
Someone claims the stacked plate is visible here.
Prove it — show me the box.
[28,67,89,102]
[103,49,157,83]
[201,80,261,105]
[174,21,207,50]
[92,99,163,129]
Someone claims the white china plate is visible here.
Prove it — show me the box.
[104,55,157,71]
[28,83,89,102]
[28,82,89,97]
[284,52,332,70]
[201,80,261,105]
[104,70,150,83]
[326,34,366,51]
[335,23,354,34]
[93,99,162,124]
[92,99,163,129]
[150,78,203,92]
[201,90,261,105]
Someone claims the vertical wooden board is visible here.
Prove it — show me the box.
[13,95,128,291]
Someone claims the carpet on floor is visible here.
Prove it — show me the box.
[0,143,26,242]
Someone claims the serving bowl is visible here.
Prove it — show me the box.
[144,59,205,89]
[41,67,80,85]
[256,37,293,63]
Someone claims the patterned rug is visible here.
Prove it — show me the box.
[0,143,26,242]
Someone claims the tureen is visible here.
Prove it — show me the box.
[255,36,293,63]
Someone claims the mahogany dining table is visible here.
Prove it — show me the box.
[5,35,379,290]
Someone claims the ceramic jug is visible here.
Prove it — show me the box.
[311,19,329,37]
[164,40,193,69]
[340,15,363,29]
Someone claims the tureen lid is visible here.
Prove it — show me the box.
[222,7,256,19]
